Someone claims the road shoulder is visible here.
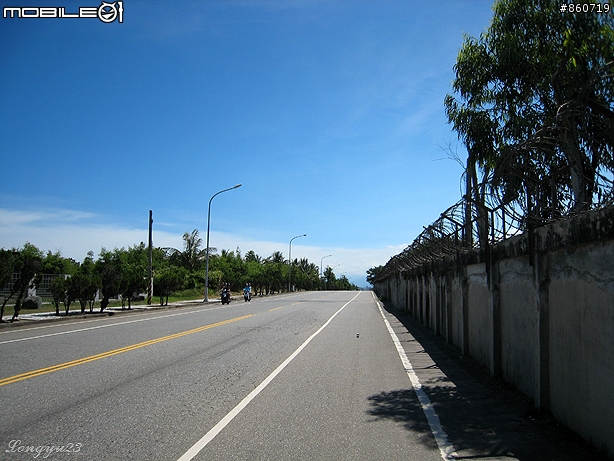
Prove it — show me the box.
[379,302,608,461]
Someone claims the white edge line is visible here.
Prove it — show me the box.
[372,292,457,461]
[176,291,362,461]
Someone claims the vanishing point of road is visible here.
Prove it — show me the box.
[0,291,600,460]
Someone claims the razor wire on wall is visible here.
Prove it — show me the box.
[379,180,613,279]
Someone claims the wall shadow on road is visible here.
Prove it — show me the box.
[366,385,522,460]
[366,388,438,451]
[365,303,608,461]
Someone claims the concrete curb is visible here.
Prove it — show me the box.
[0,299,216,328]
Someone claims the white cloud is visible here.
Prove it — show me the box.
[0,208,96,226]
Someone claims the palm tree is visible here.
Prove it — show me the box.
[244,250,262,264]
[181,229,205,271]
[269,251,285,264]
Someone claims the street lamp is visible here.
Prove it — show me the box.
[288,234,306,292]
[320,254,332,278]
[204,183,242,302]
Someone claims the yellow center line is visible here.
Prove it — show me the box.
[268,301,302,312]
[0,314,255,387]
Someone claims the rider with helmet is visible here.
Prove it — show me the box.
[243,282,252,302]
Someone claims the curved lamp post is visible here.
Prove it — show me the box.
[288,234,306,292]
[320,254,332,278]
[204,183,242,302]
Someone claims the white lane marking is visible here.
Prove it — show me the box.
[0,312,130,334]
[176,291,362,461]
[0,304,236,345]
[0,292,307,339]
[372,292,457,461]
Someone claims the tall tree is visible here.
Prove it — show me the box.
[262,252,285,294]
[154,265,186,306]
[96,248,122,313]
[10,243,43,321]
[294,258,319,291]
[71,265,99,314]
[116,245,147,309]
[49,276,67,316]
[40,250,76,276]
[79,251,100,313]
[445,0,614,223]
[181,229,204,271]
[323,266,337,291]
[366,265,384,286]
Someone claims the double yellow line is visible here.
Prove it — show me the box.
[0,314,254,387]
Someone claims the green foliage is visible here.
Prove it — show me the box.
[154,265,186,305]
[169,229,206,271]
[206,269,223,293]
[322,266,336,291]
[321,266,359,291]
[98,245,148,310]
[49,276,66,316]
[8,243,43,320]
[0,250,15,289]
[366,265,384,286]
[62,277,79,315]
[264,255,285,294]
[95,248,122,312]
[445,0,614,216]
[2,228,357,319]
[71,268,99,314]
[40,251,78,276]
[0,249,16,320]
[291,258,320,291]
[47,274,84,315]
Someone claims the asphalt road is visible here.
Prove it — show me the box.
[0,291,604,461]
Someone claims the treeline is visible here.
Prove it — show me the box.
[0,230,358,321]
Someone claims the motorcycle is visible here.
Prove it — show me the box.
[221,288,231,305]
[243,291,251,302]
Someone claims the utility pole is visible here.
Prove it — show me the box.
[147,210,153,305]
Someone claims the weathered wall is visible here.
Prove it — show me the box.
[466,263,493,372]
[374,206,614,457]
[498,255,538,399]
[547,240,614,452]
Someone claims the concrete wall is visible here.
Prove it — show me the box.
[466,263,493,372]
[547,240,614,452]
[374,206,614,457]
[498,255,538,399]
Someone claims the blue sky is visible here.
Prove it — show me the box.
[0,0,495,286]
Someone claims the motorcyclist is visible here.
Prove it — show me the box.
[243,283,252,302]
[221,283,231,304]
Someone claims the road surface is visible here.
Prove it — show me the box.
[0,291,601,460]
